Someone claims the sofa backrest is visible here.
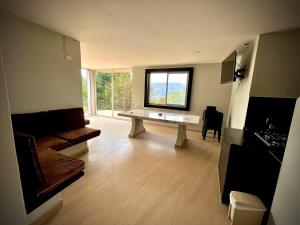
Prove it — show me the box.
[48,107,85,133]
[11,111,51,137]
[13,132,46,195]
[11,107,86,136]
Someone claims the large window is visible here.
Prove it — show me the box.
[81,68,90,115]
[144,68,193,111]
[96,70,132,117]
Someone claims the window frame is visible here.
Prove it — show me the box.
[144,67,193,111]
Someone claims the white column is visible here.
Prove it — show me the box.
[0,45,27,225]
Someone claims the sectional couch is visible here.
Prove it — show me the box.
[12,107,100,213]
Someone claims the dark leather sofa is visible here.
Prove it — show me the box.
[12,107,101,213]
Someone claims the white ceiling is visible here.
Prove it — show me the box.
[1,0,300,69]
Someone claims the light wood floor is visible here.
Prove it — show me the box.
[44,117,230,225]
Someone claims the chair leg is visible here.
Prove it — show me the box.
[218,128,222,142]
[214,130,216,138]
[202,126,208,140]
[202,122,207,140]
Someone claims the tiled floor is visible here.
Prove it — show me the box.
[44,116,230,225]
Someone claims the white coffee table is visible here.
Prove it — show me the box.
[118,109,200,148]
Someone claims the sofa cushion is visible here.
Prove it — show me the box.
[35,136,71,151]
[49,108,85,133]
[11,111,51,137]
[56,127,101,144]
[37,148,85,197]
[13,132,46,189]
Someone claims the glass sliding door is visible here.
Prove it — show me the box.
[96,71,113,116]
[95,69,132,117]
[113,71,132,117]
[81,68,90,116]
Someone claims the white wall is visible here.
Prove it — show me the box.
[227,37,259,129]
[268,98,300,225]
[228,29,300,129]
[0,10,83,224]
[0,45,27,225]
[132,63,232,129]
[250,29,300,98]
[0,11,82,114]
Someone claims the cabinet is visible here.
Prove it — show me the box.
[218,128,256,204]
[218,128,281,209]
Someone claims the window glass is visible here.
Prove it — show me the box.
[149,72,168,105]
[81,68,89,114]
[96,70,132,117]
[167,72,188,106]
[144,68,193,111]
[96,72,112,115]
[113,72,132,112]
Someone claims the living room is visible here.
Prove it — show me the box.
[1,1,300,225]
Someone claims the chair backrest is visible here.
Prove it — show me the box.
[206,106,216,111]
[202,106,223,128]
[202,106,217,121]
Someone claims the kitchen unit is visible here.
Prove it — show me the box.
[218,97,296,224]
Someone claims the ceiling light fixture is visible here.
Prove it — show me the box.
[191,50,201,54]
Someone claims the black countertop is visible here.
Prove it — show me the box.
[224,128,283,163]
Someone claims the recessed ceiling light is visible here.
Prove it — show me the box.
[191,50,201,54]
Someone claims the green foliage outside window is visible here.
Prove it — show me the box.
[96,72,132,112]
[113,72,132,111]
[81,71,89,113]
[96,72,112,110]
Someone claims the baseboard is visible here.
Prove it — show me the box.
[27,194,63,225]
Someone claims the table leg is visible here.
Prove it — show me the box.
[175,124,187,148]
[129,117,145,138]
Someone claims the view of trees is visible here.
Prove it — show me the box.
[96,72,132,112]
[96,72,112,110]
[81,69,89,113]
[113,72,132,111]
[81,69,132,116]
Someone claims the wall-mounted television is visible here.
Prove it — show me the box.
[221,51,237,84]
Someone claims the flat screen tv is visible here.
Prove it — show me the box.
[221,51,236,84]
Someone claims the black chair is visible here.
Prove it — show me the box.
[202,106,223,142]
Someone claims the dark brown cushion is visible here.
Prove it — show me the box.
[11,111,51,137]
[35,136,71,151]
[56,127,101,144]
[13,132,46,189]
[49,108,85,133]
[37,148,85,197]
